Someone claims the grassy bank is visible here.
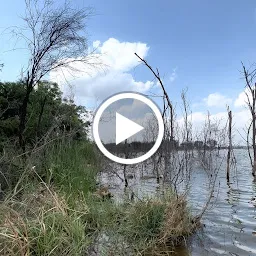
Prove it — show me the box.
[0,141,197,255]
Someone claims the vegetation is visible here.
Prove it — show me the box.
[0,179,196,255]
[0,66,196,256]
[0,81,88,149]
[0,74,197,255]
[0,138,196,255]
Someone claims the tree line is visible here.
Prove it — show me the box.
[0,80,89,152]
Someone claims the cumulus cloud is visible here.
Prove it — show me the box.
[234,88,253,108]
[203,93,232,107]
[184,90,254,144]
[50,38,153,105]
[177,108,250,145]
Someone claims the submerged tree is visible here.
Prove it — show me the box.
[242,63,256,178]
[226,108,232,182]
[15,0,97,151]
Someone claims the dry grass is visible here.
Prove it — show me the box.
[158,195,197,245]
[0,184,90,256]
[0,184,198,256]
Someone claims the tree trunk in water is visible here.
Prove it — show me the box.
[170,104,174,141]
[226,151,230,183]
[226,110,232,183]
[123,139,128,187]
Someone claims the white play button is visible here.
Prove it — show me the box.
[93,92,164,165]
[115,113,144,145]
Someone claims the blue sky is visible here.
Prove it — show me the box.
[0,0,256,143]
[80,0,256,108]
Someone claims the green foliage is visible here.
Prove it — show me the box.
[0,80,89,150]
[81,194,195,255]
[0,82,25,144]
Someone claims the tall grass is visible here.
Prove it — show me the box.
[0,140,98,255]
[38,140,99,197]
[0,140,198,255]
[0,185,90,256]
[84,192,197,255]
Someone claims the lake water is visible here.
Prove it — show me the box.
[98,149,256,256]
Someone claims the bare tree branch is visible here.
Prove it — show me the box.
[241,62,256,177]
[15,0,100,151]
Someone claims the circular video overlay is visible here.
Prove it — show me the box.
[92,92,164,164]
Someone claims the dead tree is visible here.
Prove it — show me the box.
[134,53,174,140]
[123,139,129,187]
[134,53,194,193]
[134,53,176,186]
[15,0,97,151]
[226,108,232,183]
[181,89,191,144]
[181,89,193,182]
[242,63,256,177]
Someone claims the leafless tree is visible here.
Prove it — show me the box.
[134,53,195,193]
[134,53,174,141]
[134,53,223,222]
[226,107,232,182]
[181,89,192,144]
[180,89,193,183]
[14,0,98,151]
[241,63,256,177]
[194,112,228,219]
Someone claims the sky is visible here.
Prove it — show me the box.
[1,0,256,144]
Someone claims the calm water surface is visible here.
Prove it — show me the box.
[99,149,256,256]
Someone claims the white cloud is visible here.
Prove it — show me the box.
[50,38,153,105]
[98,38,149,72]
[177,109,251,145]
[180,90,254,144]
[72,70,153,104]
[49,38,253,145]
[169,68,177,82]
[203,93,232,107]
[93,40,101,48]
[234,88,253,108]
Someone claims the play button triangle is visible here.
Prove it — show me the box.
[116,112,144,145]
